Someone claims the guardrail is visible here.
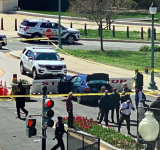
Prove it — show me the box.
[67,130,100,150]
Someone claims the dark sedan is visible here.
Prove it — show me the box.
[58,73,113,104]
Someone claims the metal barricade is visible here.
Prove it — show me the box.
[67,130,100,150]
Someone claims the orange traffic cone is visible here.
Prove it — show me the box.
[3,81,8,95]
[0,80,3,95]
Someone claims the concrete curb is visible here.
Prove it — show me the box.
[10,51,20,59]
[63,124,121,150]
[80,38,160,44]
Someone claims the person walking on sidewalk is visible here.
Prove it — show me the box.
[51,116,67,150]
[98,90,112,126]
[118,100,135,135]
[110,88,120,124]
[97,86,106,120]
[66,92,74,128]
[15,82,28,119]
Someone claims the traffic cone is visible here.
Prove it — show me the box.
[3,81,8,95]
[0,80,3,95]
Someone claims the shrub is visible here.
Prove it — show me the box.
[139,45,160,52]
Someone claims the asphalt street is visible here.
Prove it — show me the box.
[0,93,157,150]
[0,39,158,150]
[5,39,155,51]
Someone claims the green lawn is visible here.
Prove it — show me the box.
[79,29,150,41]
[60,49,160,74]
[79,29,160,41]
[22,10,160,21]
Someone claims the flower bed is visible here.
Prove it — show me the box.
[63,116,143,149]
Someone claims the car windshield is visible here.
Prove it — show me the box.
[35,52,61,61]
[87,80,107,84]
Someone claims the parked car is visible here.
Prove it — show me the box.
[17,19,80,44]
[0,34,7,49]
[58,73,113,104]
[20,46,67,79]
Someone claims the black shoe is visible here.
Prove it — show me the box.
[25,112,28,117]
[98,122,101,124]
[70,126,75,128]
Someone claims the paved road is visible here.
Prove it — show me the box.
[0,93,156,150]
[5,39,154,51]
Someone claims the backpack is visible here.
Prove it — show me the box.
[142,92,146,101]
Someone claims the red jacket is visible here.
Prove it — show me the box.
[66,97,73,112]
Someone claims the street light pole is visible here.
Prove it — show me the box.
[148,2,157,89]
[58,0,62,49]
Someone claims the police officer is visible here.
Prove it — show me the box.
[118,100,135,135]
[51,116,67,150]
[122,83,131,92]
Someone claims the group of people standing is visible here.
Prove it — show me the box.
[97,85,134,135]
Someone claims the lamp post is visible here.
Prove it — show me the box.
[148,2,157,89]
[58,0,62,49]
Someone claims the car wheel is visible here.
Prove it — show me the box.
[32,34,41,43]
[66,35,75,44]
[77,96,82,104]
[0,42,2,49]
[20,63,26,75]
[32,68,38,79]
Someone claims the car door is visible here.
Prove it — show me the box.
[40,22,52,37]
[24,50,31,70]
[72,77,84,93]
[27,51,34,71]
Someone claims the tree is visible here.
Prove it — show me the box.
[69,0,133,51]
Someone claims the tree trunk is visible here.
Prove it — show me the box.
[99,18,104,51]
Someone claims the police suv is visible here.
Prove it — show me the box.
[20,46,67,79]
[18,19,80,44]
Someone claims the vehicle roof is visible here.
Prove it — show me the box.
[25,47,57,53]
[23,19,56,23]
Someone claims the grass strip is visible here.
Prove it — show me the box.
[62,49,160,73]
[79,29,155,41]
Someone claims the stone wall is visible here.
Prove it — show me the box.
[0,0,18,13]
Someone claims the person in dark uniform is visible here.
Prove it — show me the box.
[110,88,120,124]
[15,82,28,118]
[98,90,112,126]
[120,91,132,104]
[118,100,135,135]
[134,69,143,91]
[66,92,74,128]
[122,83,131,92]
[97,86,106,120]
[51,116,67,150]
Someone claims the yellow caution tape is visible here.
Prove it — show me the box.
[0,90,159,98]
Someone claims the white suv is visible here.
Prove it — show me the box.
[18,19,80,44]
[20,46,67,79]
